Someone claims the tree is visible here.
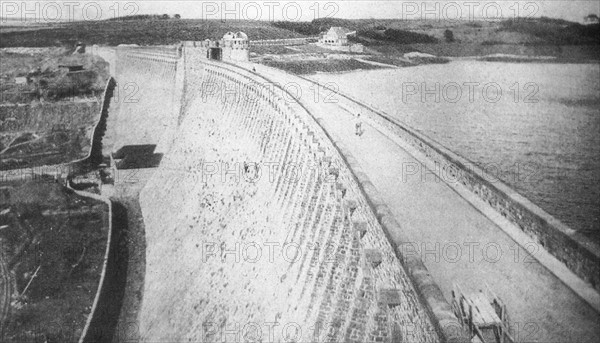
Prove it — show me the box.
[174,14,181,19]
[444,29,455,43]
[162,14,170,19]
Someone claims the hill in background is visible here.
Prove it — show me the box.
[0,16,598,60]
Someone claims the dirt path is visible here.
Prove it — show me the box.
[242,62,600,342]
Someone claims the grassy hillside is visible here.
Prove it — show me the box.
[500,17,600,45]
[1,17,598,61]
[0,19,305,47]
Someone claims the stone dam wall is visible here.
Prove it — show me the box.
[94,46,468,342]
[106,48,183,155]
[308,80,600,294]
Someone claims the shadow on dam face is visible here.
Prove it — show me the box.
[83,202,133,343]
[113,145,163,170]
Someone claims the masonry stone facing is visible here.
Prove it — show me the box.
[93,45,468,343]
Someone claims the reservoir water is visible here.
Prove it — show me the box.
[310,61,600,240]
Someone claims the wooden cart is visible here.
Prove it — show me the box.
[451,283,514,343]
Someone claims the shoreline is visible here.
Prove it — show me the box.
[447,54,600,64]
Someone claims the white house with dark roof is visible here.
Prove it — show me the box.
[319,27,356,46]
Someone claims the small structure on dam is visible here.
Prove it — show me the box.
[182,31,249,62]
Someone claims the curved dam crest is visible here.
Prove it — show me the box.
[98,46,455,342]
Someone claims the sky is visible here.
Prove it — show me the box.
[1,0,599,23]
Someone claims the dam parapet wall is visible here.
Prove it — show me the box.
[133,47,465,342]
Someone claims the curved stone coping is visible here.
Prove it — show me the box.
[250,37,319,46]
[118,46,180,60]
[96,47,180,70]
[120,51,179,64]
[300,76,600,295]
[203,59,468,342]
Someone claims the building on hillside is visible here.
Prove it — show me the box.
[182,31,249,62]
[317,27,363,53]
[319,27,356,46]
[584,14,599,25]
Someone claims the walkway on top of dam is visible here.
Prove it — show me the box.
[236,62,600,343]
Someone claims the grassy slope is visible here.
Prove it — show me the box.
[0,19,306,47]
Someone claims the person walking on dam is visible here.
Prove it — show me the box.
[355,112,363,136]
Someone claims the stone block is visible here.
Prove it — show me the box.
[315,147,326,160]
[364,249,383,268]
[336,182,347,198]
[353,221,367,238]
[345,199,358,215]
[329,167,340,179]
[379,289,402,308]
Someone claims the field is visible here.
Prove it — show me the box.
[260,59,384,75]
[0,180,109,342]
